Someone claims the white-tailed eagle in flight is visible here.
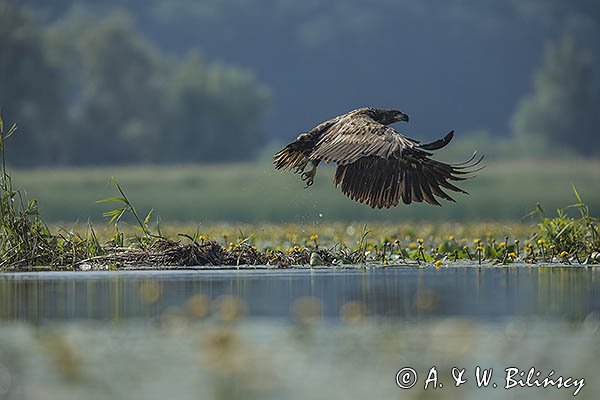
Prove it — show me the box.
[273,107,483,208]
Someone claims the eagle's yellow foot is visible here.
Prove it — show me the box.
[301,166,317,188]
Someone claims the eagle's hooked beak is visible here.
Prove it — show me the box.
[399,113,409,122]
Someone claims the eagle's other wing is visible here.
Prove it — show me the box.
[273,117,342,172]
[309,113,417,165]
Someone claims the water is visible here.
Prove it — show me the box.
[0,267,598,321]
[0,266,598,399]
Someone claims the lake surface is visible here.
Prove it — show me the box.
[1,266,598,322]
[0,266,598,399]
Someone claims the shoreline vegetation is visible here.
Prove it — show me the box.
[1,119,599,271]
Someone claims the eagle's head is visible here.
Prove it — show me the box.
[391,110,409,123]
[373,109,409,125]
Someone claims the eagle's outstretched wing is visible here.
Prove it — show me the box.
[334,150,484,208]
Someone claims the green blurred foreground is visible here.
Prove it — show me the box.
[0,319,597,399]
[12,160,600,223]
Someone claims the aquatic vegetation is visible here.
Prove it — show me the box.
[34,218,600,269]
[0,117,91,268]
[528,186,600,264]
[0,114,598,270]
[0,117,116,269]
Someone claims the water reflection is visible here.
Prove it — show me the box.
[0,267,597,322]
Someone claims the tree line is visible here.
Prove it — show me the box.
[0,2,270,166]
[2,0,600,165]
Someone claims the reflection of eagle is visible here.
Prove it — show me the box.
[273,107,483,209]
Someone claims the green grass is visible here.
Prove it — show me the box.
[11,159,600,223]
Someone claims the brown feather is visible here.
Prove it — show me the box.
[333,152,479,208]
[275,107,482,208]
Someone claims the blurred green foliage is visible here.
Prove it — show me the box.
[165,52,270,162]
[0,4,270,166]
[12,160,600,223]
[513,36,600,157]
[50,12,168,164]
[2,0,600,166]
[0,1,66,165]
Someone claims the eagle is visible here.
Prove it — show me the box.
[273,107,483,209]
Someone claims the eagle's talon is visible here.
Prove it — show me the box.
[301,165,317,188]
